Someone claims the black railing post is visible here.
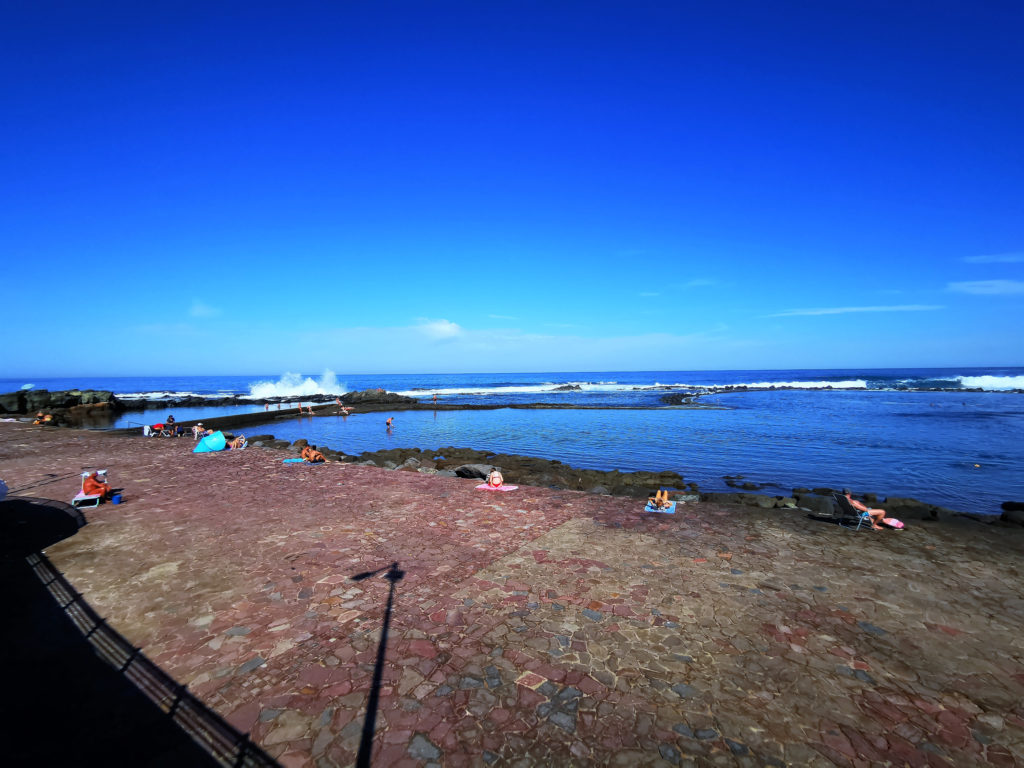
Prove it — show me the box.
[169,682,187,716]
[233,735,250,768]
[120,647,140,672]
[84,617,107,638]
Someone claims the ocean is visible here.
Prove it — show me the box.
[3,368,1022,516]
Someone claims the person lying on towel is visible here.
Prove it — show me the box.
[227,435,247,450]
[647,489,672,510]
[300,445,326,463]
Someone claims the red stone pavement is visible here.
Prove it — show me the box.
[2,422,1022,767]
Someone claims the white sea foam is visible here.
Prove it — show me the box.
[248,371,347,398]
[20,383,34,390]
[393,379,871,397]
[958,375,1024,391]
[681,379,868,390]
[121,390,212,400]
[392,381,628,397]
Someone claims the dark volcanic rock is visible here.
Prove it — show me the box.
[884,496,952,521]
[795,494,834,515]
[660,392,701,405]
[341,389,417,405]
[552,384,582,391]
[0,389,118,422]
[0,391,26,413]
[1001,501,1024,512]
[1001,508,1024,526]
[455,464,495,479]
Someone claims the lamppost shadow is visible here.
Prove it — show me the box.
[350,561,405,768]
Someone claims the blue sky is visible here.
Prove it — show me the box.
[2,1,1021,376]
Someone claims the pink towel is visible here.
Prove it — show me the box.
[475,483,518,491]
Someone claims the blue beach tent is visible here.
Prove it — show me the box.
[193,431,226,453]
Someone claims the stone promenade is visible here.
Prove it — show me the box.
[1,422,1022,767]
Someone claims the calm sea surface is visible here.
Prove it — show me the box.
[3,368,1021,515]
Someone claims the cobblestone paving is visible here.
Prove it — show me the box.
[2,423,1022,767]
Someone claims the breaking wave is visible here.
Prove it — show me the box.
[248,371,347,399]
[958,375,1024,391]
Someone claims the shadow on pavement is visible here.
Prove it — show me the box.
[0,497,223,767]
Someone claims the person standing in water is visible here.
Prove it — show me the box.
[385,417,394,431]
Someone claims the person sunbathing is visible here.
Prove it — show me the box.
[227,435,247,450]
[300,445,326,463]
[83,470,113,500]
[486,470,504,488]
[842,489,887,530]
[648,489,672,509]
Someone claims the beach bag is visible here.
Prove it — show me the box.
[882,517,905,529]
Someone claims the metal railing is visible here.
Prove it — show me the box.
[27,550,279,768]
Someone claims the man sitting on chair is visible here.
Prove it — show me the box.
[843,489,886,530]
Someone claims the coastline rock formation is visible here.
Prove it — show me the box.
[340,389,417,405]
[0,389,117,427]
[207,432,998,525]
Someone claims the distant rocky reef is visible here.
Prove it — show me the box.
[0,387,422,427]
[0,389,118,428]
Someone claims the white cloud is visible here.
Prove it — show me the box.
[948,280,1024,295]
[766,305,943,318]
[415,318,463,339]
[963,252,1024,264]
[189,300,222,318]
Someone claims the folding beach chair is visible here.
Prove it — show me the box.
[832,492,871,531]
[72,471,103,508]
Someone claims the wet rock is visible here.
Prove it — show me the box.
[454,464,495,479]
[341,389,417,405]
[701,492,743,505]
[0,391,26,413]
[884,496,950,520]
[1001,508,1024,526]
[796,494,834,515]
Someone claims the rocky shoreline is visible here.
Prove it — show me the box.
[5,388,1021,526]
[193,430,1019,528]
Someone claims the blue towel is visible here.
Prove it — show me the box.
[282,457,306,463]
[644,501,676,514]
